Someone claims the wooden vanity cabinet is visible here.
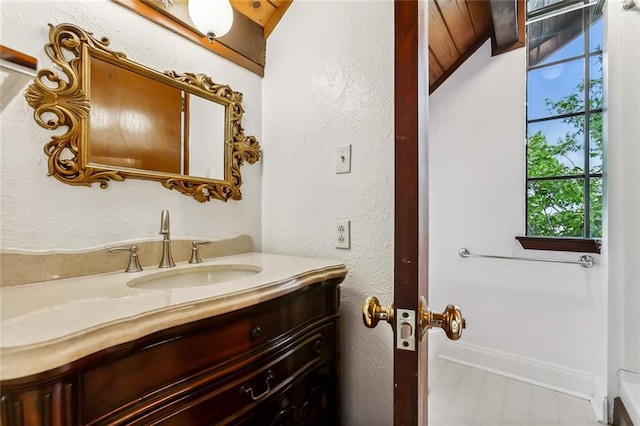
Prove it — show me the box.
[0,278,342,426]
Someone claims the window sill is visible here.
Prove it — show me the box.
[516,236,601,254]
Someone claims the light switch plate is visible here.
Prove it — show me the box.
[336,145,351,174]
[336,220,351,249]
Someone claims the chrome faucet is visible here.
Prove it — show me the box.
[158,209,175,268]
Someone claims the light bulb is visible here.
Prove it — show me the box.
[188,0,234,42]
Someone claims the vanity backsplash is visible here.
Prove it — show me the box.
[0,234,253,287]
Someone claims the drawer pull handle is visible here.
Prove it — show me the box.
[241,370,274,401]
[250,326,262,339]
[313,339,323,354]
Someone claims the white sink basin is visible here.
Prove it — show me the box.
[128,264,262,290]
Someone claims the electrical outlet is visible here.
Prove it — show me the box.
[336,220,351,249]
[336,145,351,174]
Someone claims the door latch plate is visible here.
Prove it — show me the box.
[396,308,416,351]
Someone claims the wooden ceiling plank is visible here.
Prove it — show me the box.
[428,0,461,70]
[436,0,477,53]
[466,0,493,39]
[429,0,526,94]
[429,48,445,85]
[429,33,491,94]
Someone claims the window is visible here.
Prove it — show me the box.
[525,0,603,241]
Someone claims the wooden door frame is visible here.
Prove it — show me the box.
[394,0,429,424]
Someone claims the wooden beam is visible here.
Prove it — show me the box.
[491,0,525,56]
[112,0,265,76]
[490,0,518,47]
[0,45,37,70]
[264,0,292,38]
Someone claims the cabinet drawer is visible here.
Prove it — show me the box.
[81,281,338,425]
[246,364,338,426]
[133,322,336,425]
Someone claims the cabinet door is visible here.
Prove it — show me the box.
[0,380,76,426]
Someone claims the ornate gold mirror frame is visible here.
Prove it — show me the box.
[25,23,260,202]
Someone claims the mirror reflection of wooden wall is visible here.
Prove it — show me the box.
[89,56,183,174]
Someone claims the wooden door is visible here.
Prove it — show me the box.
[393,0,429,424]
[363,2,465,424]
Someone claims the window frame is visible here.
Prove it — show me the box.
[520,0,603,253]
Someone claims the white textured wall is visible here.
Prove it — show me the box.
[261,1,394,424]
[0,0,262,251]
[428,40,608,410]
[606,2,640,420]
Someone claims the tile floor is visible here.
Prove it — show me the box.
[428,358,602,425]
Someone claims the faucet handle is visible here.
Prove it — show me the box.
[189,241,213,264]
[108,245,143,273]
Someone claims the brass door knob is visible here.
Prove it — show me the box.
[362,296,394,328]
[418,296,466,341]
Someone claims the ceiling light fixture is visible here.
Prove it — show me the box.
[188,0,234,43]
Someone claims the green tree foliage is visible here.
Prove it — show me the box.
[527,55,603,238]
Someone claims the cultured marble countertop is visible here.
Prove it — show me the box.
[0,252,347,381]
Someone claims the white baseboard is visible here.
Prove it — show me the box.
[590,377,607,423]
[436,340,607,422]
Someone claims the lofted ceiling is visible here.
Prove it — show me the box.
[120,0,530,83]
[429,0,525,94]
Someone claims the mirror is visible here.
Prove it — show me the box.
[25,23,260,202]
